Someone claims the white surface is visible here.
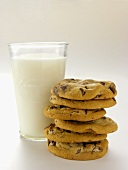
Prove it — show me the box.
[0,73,127,170]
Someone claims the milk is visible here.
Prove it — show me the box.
[11,53,66,139]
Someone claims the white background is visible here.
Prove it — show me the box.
[0,0,128,170]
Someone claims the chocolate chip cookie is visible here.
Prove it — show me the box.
[44,123,107,142]
[51,79,117,100]
[54,117,118,134]
[44,104,106,121]
[47,139,108,160]
[44,78,118,161]
[50,95,116,109]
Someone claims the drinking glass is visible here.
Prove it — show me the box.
[9,42,68,141]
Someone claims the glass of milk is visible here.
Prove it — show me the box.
[9,42,68,141]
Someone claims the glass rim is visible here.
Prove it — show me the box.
[8,42,69,47]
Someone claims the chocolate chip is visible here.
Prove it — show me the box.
[93,94,102,99]
[49,123,55,129]
[48,140,56,146]
[100,82,105,86]
[93,109,100,113]
[98,147,103,151]
[88,140,92,142]
[83,143,87,147]
[50,105,66,109]
[84,110,88,114]
[51,141,56,146]
[59,105,66,109]
[109,85,116,94]
[48,130,55,135]
[53,86,59,96]
[70,113,72,117]
[93,146,103,152]
[79,88,86,96]
[76,149,81,154]
[65,130,71,133]
[60,85,67,92]
[50,105,58,109]
[50,96,56,100]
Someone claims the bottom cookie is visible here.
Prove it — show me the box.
[47,139,108,161]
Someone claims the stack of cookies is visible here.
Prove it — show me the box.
[44,79,118,160]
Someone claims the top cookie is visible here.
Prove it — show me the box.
[51,79,117,100]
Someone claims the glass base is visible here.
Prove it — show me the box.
[19,131,47,142]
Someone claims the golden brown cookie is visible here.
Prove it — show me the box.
[51,79,117,100]
[44,104,106,121]
[47,139,108,160]
[50,95,116,109]
[44,124,107,142]
[54,117,118,134]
